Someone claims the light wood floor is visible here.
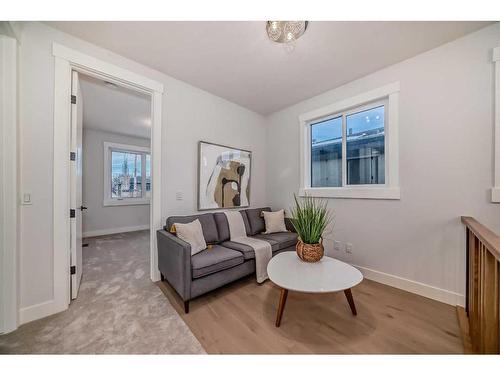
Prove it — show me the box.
[158,276,464,354]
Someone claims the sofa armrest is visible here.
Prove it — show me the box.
[285,217,296,233]
[156,230,192,301]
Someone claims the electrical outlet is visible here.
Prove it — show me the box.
[346,243,353,254]
[334,240,342,251]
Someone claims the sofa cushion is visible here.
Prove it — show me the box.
[213,213,230,242]
[222,238,280,259]
[245,207,271,235]
[214,211,252,241]
[191,245,244,279]
[240,210,252,236]
[167,213,219,244]
[254,232,298,250]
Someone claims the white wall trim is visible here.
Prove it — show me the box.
[103,199,151,207]
[299,186,400,200]
[45,43,164,325]
[19,300,55,325]
[299,81,400,124]
[493,46,500,62]
[299,82,400,200]
[83,224,149,238]
[492,46,500,202]
[52,43,164,94]
[0,35,19,334]
[353,264,465,307]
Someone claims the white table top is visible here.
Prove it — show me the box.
[267,252,363,293]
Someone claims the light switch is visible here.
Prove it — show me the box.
[22,193,32,205]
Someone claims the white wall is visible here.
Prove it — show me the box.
[266,23,500,305]
[82,129,151,237]
[16,22,267,321]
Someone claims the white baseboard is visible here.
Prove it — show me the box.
[19,299,64,325]
[83,224,149,238]
[353,264,465,307]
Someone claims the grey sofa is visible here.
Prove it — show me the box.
[157,207,297,313]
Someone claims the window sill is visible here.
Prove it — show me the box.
[299,187,400,200]
[103,198,151,207]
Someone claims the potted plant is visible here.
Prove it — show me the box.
[290,194,333,262]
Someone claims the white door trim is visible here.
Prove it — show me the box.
[0,35,19,333]
[51,43,164,318]
[491,46,500,202]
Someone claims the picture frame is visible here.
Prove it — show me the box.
[197,141,252,211]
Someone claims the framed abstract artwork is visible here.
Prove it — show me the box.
[198,141,252,210]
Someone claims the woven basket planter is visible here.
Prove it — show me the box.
[296,239,324,262]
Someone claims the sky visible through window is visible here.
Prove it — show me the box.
[111,152,148,177]
[111,150,151,198]
[311,105,384,144]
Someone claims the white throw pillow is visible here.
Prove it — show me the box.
[263,209,287,234]
[174,219,207,255]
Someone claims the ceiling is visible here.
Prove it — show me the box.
[49,21,492,115]
[79,74,151,138]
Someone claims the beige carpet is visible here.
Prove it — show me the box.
[0,230,205,354]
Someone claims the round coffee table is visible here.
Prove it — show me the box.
[267,251,364,327]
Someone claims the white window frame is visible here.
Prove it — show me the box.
[103,142,151,206]
[491,46,500,202]
[299,82,400,200]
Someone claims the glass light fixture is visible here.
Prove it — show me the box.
[266,21,308,52]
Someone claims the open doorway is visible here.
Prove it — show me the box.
[52,43,163,315]
[69,72,152,299]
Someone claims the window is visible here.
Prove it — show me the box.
[311,116,342,187]
[104,142,151,206]
[300,83,400,200]
[346,104,385,185]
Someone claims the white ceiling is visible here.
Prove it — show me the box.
[79,74,151,138]
[50,21,492,115]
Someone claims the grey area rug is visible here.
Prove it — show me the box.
[0,230,205,354]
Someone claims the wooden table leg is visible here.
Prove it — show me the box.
[275,288,288,327]
[344,288,357,316]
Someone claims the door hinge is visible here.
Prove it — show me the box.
[70,266,76,275]
[70,152,76,161]
[71,95,76,104]
[70,209,75,218]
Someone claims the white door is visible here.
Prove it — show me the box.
[70,70,83,300]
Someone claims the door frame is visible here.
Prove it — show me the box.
[0,35,18,334]
[52,43,164,312]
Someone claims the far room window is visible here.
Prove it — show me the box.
[300,82,399,200]
[104,142,151,206]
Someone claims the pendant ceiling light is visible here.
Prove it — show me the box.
[266,21,308,52]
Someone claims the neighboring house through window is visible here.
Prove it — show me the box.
[103,142,151,206]
[300,82,400,199]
